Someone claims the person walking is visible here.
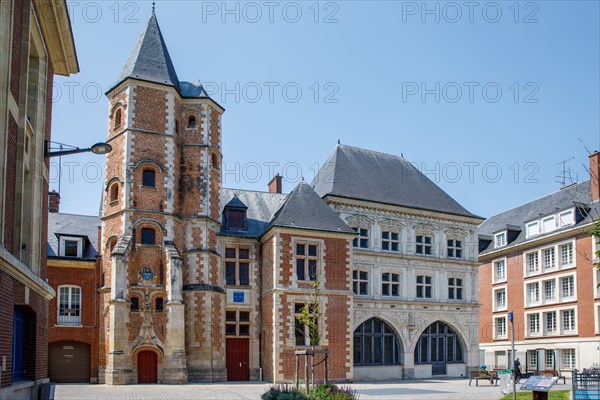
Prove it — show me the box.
[514,357,522,383]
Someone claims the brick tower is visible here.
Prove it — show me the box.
[99,10,226,384]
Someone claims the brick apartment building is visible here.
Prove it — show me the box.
[85,10,484,384]
[0,1,78,398]
[46,193,100,383]
[478,153,600,372]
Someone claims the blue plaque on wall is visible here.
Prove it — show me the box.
[233,292,244,303]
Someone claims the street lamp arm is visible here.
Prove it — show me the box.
[45,141,112,158]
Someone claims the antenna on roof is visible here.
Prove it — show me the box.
[552,156,576,187]
[152,1,156,13]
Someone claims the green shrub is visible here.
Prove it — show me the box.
[261,384,308,400]
[309,384,359,400]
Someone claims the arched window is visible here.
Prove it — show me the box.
[57,285,81,325]
[110,183,119,202]
[114,109,122,128]
[131,297,139,311]
[108,237,118,252]
[353,318,401,366]
[212,153,219,169]
[414,321,463,369]
[155,298,163,312]
[188,116,196,128]
[140,228,155,245]
[142,169,155,187]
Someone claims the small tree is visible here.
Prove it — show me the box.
[296,281,322,347]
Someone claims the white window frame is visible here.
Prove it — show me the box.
[494,231,507,248]
[558,241,575,268]
[526,221,540,238]
[494,286,507,311]
[544,311,557,335]
[526,282,540,306]
[493,258,507,284]
[382,272,400,297]
[527,350,538,369]
[558,209,575,228]
[494,315,507,339]
[57,285,82,326]
[59,236,84,258]
[381,230,400,252]
[526,312,540,337]
[559,274,576,301]
[525,251,540,275]
[560,308,576,334]
[447,238,463,259]
[543,279,556,303]
[542,247,556,271]
[561,349,576,369]
[448,277,463,300]
[542,216,556,234]
[352,269,369,296]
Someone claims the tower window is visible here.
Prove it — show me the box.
[212,153,219,169]
[188,116,196,128]
[110,183,119,202]
[142,169,155,187]
[131,297,139,311]
[175,120,179,134]
[141,228,155,245]
[114,109,122,128]
[155,298,163,312]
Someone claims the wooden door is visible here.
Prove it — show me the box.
[137,350,157,383]
[49,341,90,383]
[226,338,249,381]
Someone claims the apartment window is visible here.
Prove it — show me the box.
[495,232,506,248]
[528,314,540,335]
[495,288,506,310]
[527,350,538,369]
[140,228,156,245]
[382,273,399,297]
[494,259,506,282]
[296,242,318,281]
[448,278,463,300]
[560,275,575,299]
[527,221,540,238]
[382,231,399,252]
[544,280,556,302]
[558,210,574,227]
[559,243,574,267]
[561,309,576,332]
[59,236,83,258]
[225,247,250,286]
[495,317,507,338]
[527,252,539,274]
[353,228,369,249]
[545,311,557,334]
[545,351,555,369]
[527,282,540,305]
[447,239,463,258]
[416,275,432,298]
[57,286,81,325]
[225,310,250,337]
[562,349,576,369]
[142,169,156,187]
[416,235,432,255]
[352,270,368,295]
[543,248,555,270]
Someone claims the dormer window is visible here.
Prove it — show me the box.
[59,236,84,258]
[223,195,248,230]
[494,231,507,248]
[526,221,540,238]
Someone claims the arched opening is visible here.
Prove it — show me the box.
[187,115,196,128]
[414,321,464,375]
[142,169,156,187]
[212,153,219,169]
[110,183,119,203]
[137,350,158,383]
[140,228,155,245]
[114,109,122,128]
[353,317,402,366]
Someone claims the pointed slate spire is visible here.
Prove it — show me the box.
[113,11,180,90]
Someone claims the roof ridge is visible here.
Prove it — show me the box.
[338,143,406,160]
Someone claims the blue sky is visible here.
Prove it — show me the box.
[50,0,600,218]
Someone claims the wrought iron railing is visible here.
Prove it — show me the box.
[572,369,600,400]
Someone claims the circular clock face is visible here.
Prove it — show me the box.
[142,269,153,280]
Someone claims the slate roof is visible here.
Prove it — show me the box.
[220,188,287,238]
[479,180,595,254]
[115,11,180,90]
[224,195,248,209]
[312,144,480,219]
[267,182,355,234]
[47,212,101,259]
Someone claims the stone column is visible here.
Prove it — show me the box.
[162,242,188,383]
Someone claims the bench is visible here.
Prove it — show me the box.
[469,370,500,386]
[533,369,566,384]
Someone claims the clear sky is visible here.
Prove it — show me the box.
[50,0,600,219]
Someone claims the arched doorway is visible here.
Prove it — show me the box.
[414,321,463,375]
[353,318,402,366]
[137,350,157,383]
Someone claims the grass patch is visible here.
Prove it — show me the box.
[499,390,570,400]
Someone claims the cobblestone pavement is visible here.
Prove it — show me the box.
[54,378,570,400]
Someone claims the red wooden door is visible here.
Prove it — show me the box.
[137,350,157,383]
[226,338,249,381]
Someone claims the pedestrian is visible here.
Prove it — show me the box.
[514,357,522,383]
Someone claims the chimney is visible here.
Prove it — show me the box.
[49,190,60,213]
[268,174,282,194]
[590,152,600,202]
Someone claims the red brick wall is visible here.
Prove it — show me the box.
[10,0,23,102]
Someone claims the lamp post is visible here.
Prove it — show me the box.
[509,311,516,400]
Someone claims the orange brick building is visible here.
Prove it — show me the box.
[478,154,600,373]
[49,9,484,384]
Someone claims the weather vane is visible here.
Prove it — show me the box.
[152,1,155,12]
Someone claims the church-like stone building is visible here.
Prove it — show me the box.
[96,11,483,384]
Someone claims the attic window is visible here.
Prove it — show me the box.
[188,116,196,128]
[227,209,246,230]
[59,236,83,258]
[494,232,507,248]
